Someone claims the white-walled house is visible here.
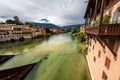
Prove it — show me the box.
[0,24,44,42]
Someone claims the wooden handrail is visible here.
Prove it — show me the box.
[85,23,120,35]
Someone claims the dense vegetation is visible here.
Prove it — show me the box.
[71,27,86,42]
[6,16,23,25]
[0,16,36,27]
[71,27,88,54]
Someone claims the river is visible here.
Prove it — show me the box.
[0,33,90,80]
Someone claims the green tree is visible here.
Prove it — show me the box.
[13,16,22,25]
[10,38,15,43]
[25,22,36,27]
[71,27,78,34]
[6,16,22,25]
[77,33,86,42]
[19,37,25,41]
[6,19,15,24]
[103,15,111,23]
[45,28,51,33]
[14,16,19,21]
[25,22,31,25]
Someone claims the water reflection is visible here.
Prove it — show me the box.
[0,39,44,55]
[0,33,77,70]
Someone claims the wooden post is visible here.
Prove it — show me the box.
[94,0,98,20]
[99,0,105,25]
[85,19,87,28]
[99,0,105,33]
[89,8,92,24]
[86,14,89,26]
[86,18,88,26]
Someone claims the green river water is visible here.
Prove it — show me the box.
[0,33,90,80]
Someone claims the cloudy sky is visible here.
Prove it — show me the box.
[0,0,87,26]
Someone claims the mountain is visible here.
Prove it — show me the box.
[62,24,83,30]
[31,22,61,28]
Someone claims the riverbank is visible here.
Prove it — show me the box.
[72,32,91,80]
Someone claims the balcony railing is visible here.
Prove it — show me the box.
[85,24,120,35]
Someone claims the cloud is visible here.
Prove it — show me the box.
[40,19,49,23]
[0,0,87,26]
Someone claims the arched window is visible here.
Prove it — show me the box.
[112,7,120,23]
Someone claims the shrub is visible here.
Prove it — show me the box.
[78,33,86,42]
[93,17,100,25]
[10,38,15,43]
[71,27,79,34]
[103,15,111,23]
[19,37,25,41]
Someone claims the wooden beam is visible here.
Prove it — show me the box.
[94,0,98,20]
[89,8,92,24]
[98,0,105,33]
[86,14,89,25]
[85,19,87,28]
[99,0,105,25]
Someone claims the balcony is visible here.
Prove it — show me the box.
[85,24,120,35]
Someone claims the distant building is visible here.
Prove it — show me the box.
[0,24,45,42]
[0,24,22,41]
[21,26,32,39]
[50,28,59,33]
[80,25,85,33]
[39,28,46,36]
[84,0,120,80]
[50,28,65,34]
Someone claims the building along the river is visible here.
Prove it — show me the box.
[0,24,45,42]
[80,25,85,33]
[84,0,120,80]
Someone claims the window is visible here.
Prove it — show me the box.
[102,71,107,80]
[94,56,96,62]
[89,41,91,46]
[112,7,120,23]
[98,50,101,58]
[93,45,94,50]
[105,57,111,69]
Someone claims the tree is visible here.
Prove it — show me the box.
[6,19,15,24]
[13,16,22,25]
[14,16,19,21]
[25,22,31,25]
[45,28,51,33]
[25,22,36,27]
[77,33,86,42]
[10,38,15,43]
[6,16,23,25]
[71,27,78,34]
[19,37,25,41]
